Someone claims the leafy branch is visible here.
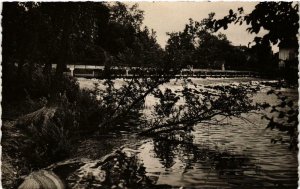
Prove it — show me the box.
[140,83,259,136]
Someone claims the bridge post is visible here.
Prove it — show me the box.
[126,68,129,77]
[221,63,225,71]
[69,65,75,77]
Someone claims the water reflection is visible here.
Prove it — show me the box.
[138,137,297,188]
[153,139,177,169]
[152,138,253,175]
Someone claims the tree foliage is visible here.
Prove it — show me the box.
[165,16,251,70]
[2,2,111,74]
[207,2,298,79]
[208,2,299,47]
[2,2,164,103]
[140,82,259,136]
[261,88,298,150]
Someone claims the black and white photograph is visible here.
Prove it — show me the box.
[1,1,299,189]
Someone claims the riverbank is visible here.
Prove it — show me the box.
[1,120,141,188]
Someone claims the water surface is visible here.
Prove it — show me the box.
[78,77,298,189]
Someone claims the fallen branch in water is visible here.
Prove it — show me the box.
[140,84,259,136]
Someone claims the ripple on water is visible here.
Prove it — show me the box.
[137,84,297,188]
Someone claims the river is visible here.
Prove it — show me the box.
[78,77,298,189]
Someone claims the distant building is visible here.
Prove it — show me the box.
[278,39,298,69]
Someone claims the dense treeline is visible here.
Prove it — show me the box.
[207,2,299,82]
[4,2,292,104]
[2,2,164,102]
[165,15,276,72]
[2,2,164,70]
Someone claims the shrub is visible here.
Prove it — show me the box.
[25,120,73,167]
[19,93,78,167]
[75,89,105,133]
[3,63,81,104]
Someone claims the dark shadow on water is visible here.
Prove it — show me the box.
[152,137,252,175]
[149,137,297,189]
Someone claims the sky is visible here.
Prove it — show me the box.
[127,2,278,52]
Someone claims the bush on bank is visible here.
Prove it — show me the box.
[4,65,146,168]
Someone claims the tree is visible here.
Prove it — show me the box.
[40,2,111,74]
[208,2,299,48]
[165,16,250,70]
[132,27,165,67]
[195,32,233,69]
[140,83,258,136]
[165,18,198,68]
[2,2,165,102]
[2,2,111,75]
[102,3,164,67]
[261,88,298,150]
[2,2,115,103]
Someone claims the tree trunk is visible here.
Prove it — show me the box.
[56,8,72,76]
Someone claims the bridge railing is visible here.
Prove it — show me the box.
[51,64,260,78]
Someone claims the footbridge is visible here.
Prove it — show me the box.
[52,64,260,78]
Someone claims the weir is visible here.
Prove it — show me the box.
[52,64,260,78]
